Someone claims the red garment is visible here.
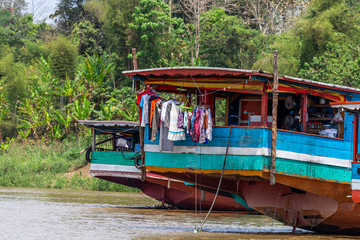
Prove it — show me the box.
[136,91,150,105]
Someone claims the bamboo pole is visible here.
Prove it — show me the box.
[270,50,279,185]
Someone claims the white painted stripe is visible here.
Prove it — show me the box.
[144,144,351,168]
[91,171,142,179]
[90,164,141,173]
[352,179,360,190]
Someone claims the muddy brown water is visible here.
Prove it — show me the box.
[0,188,358,240]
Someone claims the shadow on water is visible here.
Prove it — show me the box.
[0,187,359,240]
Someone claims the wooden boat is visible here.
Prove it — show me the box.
[78,120,246,211]
[123,67,360,234]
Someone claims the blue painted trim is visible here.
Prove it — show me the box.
[229,193,252,210]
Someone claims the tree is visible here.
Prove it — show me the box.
[178,0,211,63]
[299,43,360,88]
[236,0,308,35]
[0,0,27,17]
[130,0,189,68]
[71,20,104,56]
[85,0,138,84]
[200,9,263,69]
[0,48,29,112]
[51,0,86,33]
[50,36,78,109]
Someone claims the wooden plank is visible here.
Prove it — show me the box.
[301,94,308,133]
[354,114,359,162]
[261,92,268,126]
[270,50,279,185]
[225,94,230,125]
[112,133,117,151]
[92,127,96,151]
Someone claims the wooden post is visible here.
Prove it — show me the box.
[270,50,279,185]
[92,127,96,151]
[301,94,308,133]
[132,48,138,70]
[112,133,117,151]
[353,114,359,162]
[132,48,139,91]
[132,48,146,181]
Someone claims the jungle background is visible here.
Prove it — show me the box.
[0,0,359,190]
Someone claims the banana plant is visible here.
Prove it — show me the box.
[0,137,15,152]
[54,75,87,104]
[52,109,73,134]
[82,53,114,90]
[117,102,138,122]
[0,98,8,142]
[50,124,64,139]
[18,129,31,142]
[18,99,46,139]
[93,101,118,120]
[68,98,94,121]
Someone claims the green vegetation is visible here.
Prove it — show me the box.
[0,137,137,192]
[2,0,360,191]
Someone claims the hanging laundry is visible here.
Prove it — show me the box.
[161,100,172,122]
[140,94,150,127]
[183,109,188,129]
[206,108,213,141]
[151,100,162,142]
[177,110,184,129]
[192,108,201,142]
[159,121,173,151]
[199,108,206,144]
[191,108,196,133]
[168,103,186,141]
[150,98,161,126]
[187,111,192,134]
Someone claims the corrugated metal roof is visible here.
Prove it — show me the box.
[331,101,360,112]
[78,120,139,128]
[122,67,360,94]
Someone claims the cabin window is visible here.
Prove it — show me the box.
[268,93,344,138]
[239,99,262,126]
[306,96,343,138]
[215,96,226,126]
[227,94,265,126]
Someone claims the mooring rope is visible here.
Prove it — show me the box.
[195,124,233,233]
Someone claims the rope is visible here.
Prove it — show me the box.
[120,146,139,160]
[195,124,233,233]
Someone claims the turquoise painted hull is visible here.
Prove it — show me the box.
[145,126,351,183]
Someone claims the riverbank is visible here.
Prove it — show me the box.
[0,137,137,192]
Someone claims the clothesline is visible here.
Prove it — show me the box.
[137,89,213,151]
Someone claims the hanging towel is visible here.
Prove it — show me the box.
[168,103,186,141]
[206,108,213,141]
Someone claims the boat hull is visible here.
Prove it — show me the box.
[143,126,360,234]
[90,151,246,211]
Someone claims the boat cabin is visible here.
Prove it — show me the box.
[124,67,356,140]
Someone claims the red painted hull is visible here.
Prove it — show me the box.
[93,171,246,211]
[150,170,360,234]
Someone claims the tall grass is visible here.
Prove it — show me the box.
[0,137,137,192]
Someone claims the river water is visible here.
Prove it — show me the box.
[0,188,358,240]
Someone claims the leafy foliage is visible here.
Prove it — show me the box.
[200,9,263,69]
[299,43,360,88]
[50,36,78,80]
[130,0,190,67]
